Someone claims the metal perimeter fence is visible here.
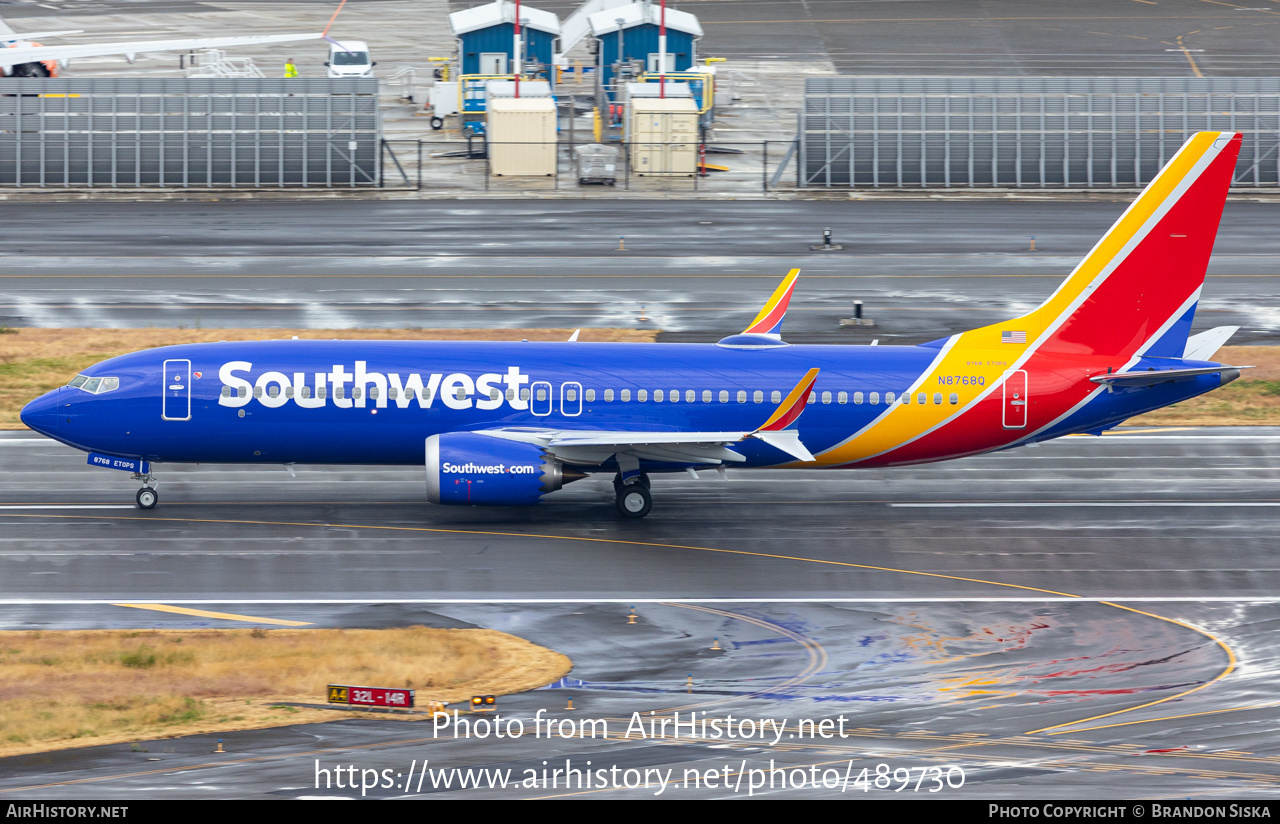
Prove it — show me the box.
[800,76,1280,189]
[0,77,381,187]
[379,138,795,194]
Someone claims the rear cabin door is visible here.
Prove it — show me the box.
[1002,369,1028,430]
[162,359,192,421]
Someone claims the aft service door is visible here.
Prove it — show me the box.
[1002,369,1028,430]
[162,359,192,421]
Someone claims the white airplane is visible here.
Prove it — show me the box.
[0,15,322,77]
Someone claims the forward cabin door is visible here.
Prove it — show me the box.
[1002,369,1028,430]
[162,359,192,421]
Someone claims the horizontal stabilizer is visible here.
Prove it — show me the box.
[1090,365,1249,387]
[1183,326,1239,362]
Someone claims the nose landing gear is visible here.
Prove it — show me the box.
[131,471,158,510]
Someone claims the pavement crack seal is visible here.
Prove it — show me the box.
[0,512,1240,739]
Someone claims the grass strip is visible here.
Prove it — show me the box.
[0,626,572,756]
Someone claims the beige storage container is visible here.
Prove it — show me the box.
[628,97,698,177]
[486,97,557,177]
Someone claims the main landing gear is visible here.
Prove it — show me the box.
[131,471,158,509]
[614,473,652,519]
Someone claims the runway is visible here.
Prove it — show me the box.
[1,427,1279,798]
[1,200,1279,344]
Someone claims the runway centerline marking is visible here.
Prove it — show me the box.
[112,603,310,627]
[0,512,1239,738]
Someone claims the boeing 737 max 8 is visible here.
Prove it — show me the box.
[20,131,1249,518]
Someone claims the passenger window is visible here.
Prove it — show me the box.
[869,392,880,405]
[638,389,648,402]
[505,388,515,400]
[519,388,529,401]
[753,390,763,403]
[334,387,344,400]
[698,390,707,403]
[934,393,943,405]
[490,389,501,401]
[565,388,577,402]
[370,387,380,399]
[253,386,263,399]
[886,392,895,404]
[654,389,664,402]
[950,392,959,405]
[586,389,596,402]
[285,387,294,398]
[771,390,781,403]
[221,386,231,398]
[269,386,280,398]
[302,386,311,399]
[918,393,926,405]
[318,386,327,399]
[808,392,816,403]
[621,389,631,402]
[388,387,398,400]
[669,390,679,404]
[719,390,729,403]
[240,386,249,398]
[737,390,747,403]
[536,387,547,401]
[838,391,847,405]
[821,391,831,404]
[605,388,615,402]
[854,392,864,405]
[353,387,362,400]
[686,390,695,403]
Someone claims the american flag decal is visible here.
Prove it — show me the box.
[1001,330,1027,344]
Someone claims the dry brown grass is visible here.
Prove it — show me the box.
[1128,346,1280,426]
[0,327,658,428]
[0,627,571,757]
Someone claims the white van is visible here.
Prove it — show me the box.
[325,39,375,78]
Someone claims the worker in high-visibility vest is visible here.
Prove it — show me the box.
[284,58,298,78]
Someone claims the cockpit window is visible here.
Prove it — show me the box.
[67,375,120,394]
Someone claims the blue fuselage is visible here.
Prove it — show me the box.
[20,339,1226,472]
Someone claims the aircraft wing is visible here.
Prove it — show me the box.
[0,32,322,68]
[475,367,822,465]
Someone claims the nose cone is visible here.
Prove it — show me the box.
[20,390,60,437]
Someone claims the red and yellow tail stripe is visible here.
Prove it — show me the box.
[743,268,800,338]
[814,131,1242,467]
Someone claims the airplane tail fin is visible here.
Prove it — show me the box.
[991,132,1241,361]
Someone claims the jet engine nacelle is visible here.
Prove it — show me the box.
[425,432,579,505]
